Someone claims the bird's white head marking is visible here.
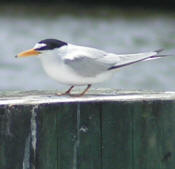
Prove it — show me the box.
[33,43,47,50]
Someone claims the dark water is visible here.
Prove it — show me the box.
[0,6,175,91]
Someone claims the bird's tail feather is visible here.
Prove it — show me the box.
[144,54,167,61]
[143,49,167,61]
[108,49,168,70]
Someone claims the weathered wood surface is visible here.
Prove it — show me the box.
[0,90,175,169]
[0,89,175,105]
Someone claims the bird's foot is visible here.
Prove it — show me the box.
[56,92,85,97]
[56,86,74,96]
[67,93,85,97]
[67,84,91,97]
[56,92,68,96]
[56,84,91,97]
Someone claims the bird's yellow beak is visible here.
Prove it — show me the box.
[16,48,41,58]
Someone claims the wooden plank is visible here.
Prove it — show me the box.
[0,106,6,169]
[101,102,133,169]
[78,103,102,169]
[34,102,102,169]
[133,101,175,169]
[0,105,31,169]
[56,103,77,169]
[34,104,58,169]
[35,103,78,169]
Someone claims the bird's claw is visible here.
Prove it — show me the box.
[56,92,68,96]
[56,92,84,97]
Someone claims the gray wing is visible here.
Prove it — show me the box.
[63,47,116,77]
[63,45,165,77]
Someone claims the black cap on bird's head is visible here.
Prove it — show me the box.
[16,39,67,58]
[36,39,67,51]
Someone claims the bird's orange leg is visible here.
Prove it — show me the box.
[56,86,74,96]
[68,84,91,97]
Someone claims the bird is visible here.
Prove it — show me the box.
[16,39,167,96]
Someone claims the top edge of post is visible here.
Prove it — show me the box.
[0,89,175,106]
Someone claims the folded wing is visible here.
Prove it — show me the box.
[64,49,114,77]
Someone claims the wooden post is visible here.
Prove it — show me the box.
[0,90,175,169]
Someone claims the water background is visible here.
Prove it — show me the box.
[0,5,175,91]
